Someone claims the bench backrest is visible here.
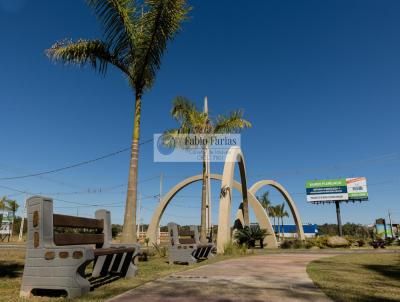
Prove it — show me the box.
[168,222,201,246]
[26,196,112,249]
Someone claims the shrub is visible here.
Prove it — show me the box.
[280,239,305,249]
[306,236,329,248]
[356,238,366,247]
[234,226,267,248]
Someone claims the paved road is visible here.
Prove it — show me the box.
[108,253,334,302]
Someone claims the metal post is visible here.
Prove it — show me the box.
[388,210,394,238]
[18,198,27,242]
[335,201,343,236]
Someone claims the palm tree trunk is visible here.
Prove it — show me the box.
[200,147,207,243]
[121,93,142,243]
[281,217,284,239]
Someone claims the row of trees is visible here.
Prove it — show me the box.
[257,191,289,239]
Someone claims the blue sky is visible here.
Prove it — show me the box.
[0,0,400,227]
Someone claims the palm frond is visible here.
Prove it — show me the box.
[171,96,197,123]
[86,0,137,57]
[133,0,191,92]
[214,109,252,134]
[46,39,129,75]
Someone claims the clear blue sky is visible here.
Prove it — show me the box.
[1,0,400,227]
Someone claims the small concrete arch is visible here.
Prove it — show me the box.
[249,180,306,240]
[146,173,278,249]
[217,147,250,253]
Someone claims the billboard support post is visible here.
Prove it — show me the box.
[335,201,343,236]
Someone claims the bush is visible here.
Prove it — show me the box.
[280,239,305,249]
[357,238,366,247]
[233,226,267,248]
[306,236,329,248]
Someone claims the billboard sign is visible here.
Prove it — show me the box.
[347,177,368,200]
[306,177,368,202]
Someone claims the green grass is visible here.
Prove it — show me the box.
[0,249,235,302]
[307,253,400,302]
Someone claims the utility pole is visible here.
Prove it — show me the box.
[335,201,343,236]
[157,173,163,244]
[204,96,212,237]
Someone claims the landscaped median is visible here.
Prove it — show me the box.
[307,252,400,302]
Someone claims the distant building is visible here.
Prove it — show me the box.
[273,224,318,238]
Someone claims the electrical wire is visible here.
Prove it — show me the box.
[0,138,153,180]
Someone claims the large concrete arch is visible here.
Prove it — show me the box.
[249,180,306,240]
[146,173,278,249]
[217,147,250,253]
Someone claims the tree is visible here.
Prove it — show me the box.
[268,205,277,235]
[5,200,19,218]
[163,97,251,241]
[275,203,289,240]
[0,196,6,212]
[257,191,271,215]
[46,0,191,243]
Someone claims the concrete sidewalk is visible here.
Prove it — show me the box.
[108,253,334,302]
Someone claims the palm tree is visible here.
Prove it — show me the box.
[6,200,19,218]
[257,191,271,215]
[164,97,251,241]
[46,0,191,243]
[268,204,277,233]
[275,203,289,240]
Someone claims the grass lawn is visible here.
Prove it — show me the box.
[307,253,400,302]
[0,249,235,302]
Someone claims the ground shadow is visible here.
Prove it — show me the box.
[363,262,400,281]
[0,261,24,278]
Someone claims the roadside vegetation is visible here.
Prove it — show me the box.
[307,253,400,302]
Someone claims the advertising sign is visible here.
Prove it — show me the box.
[306,179,348,202]
[306,177,368,202]
[347,177,368,200]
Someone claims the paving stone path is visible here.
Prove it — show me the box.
[108,253,335,302]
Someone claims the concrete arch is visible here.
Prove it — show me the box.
[146,173,278,250]
[249,180,306,240]
[217,147,250,253]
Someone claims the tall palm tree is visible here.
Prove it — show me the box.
[257,191,271,215]
[164,97,251,241]
[275,203,289,240]
[268,204,277,232]
[46,0,191,243]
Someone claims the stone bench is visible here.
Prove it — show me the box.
[20,196,141,298]
[167,222,214,265]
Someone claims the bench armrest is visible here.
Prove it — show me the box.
[110,243,141,259]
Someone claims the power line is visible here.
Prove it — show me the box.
[0,138,153,180]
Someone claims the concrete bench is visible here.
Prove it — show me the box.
[20,196,141,298]
[167,222,214,265]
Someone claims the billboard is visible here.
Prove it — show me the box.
[306,177,368,202]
